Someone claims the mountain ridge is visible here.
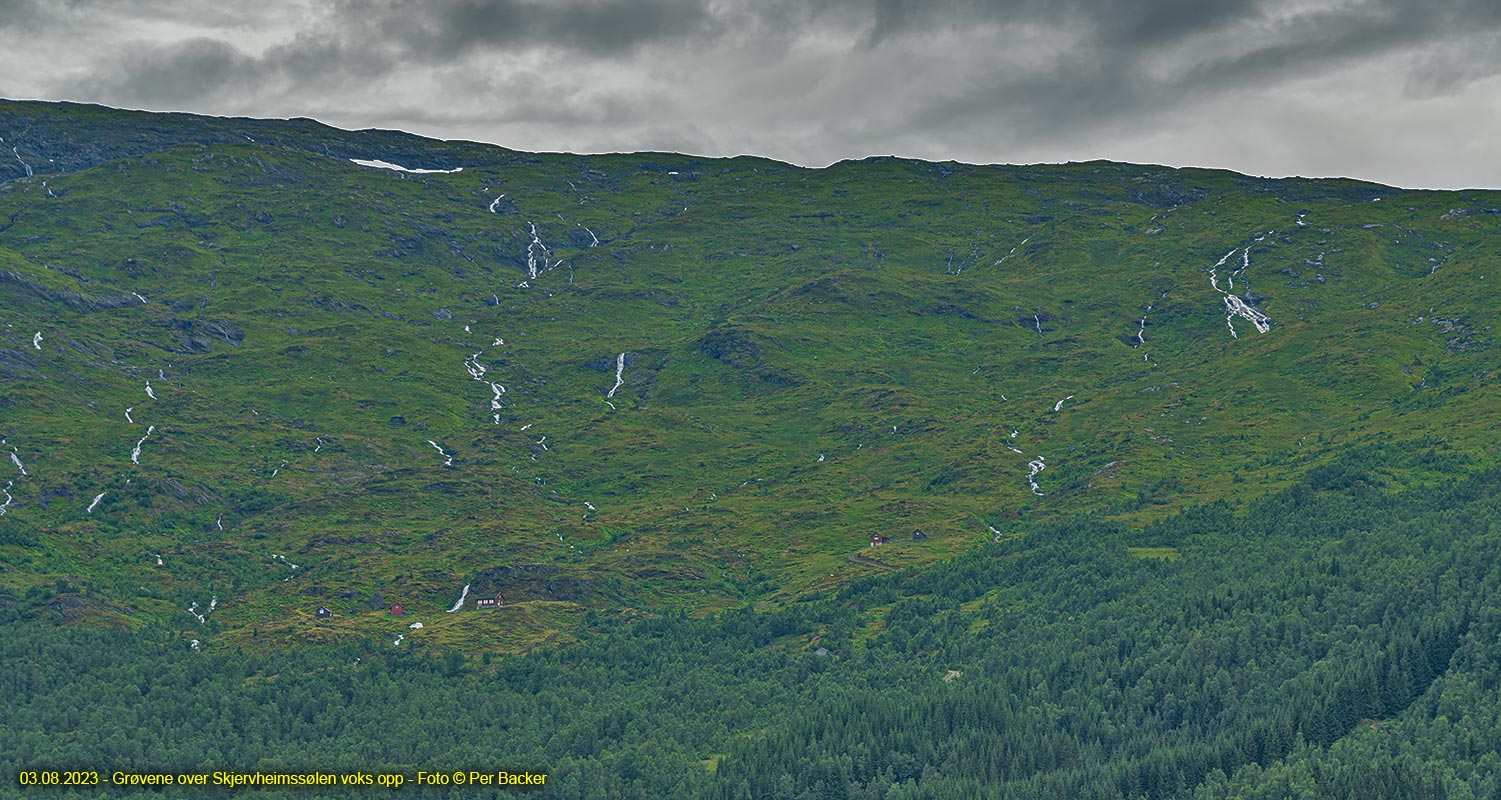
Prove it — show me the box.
[3,97,1418,195]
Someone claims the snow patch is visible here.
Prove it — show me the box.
[144,381,157,400]
[87,492,105,513]
[427,440,453,466]
[32,332,43,350]
[1053,395,1074,413]
[350,158,462,174]
[125,407,134,424]
[0,480,13,517]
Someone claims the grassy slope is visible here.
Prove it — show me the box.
[1,101,1499,651]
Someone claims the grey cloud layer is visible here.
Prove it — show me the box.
[357,0,722,58]
[2,0,1499,187]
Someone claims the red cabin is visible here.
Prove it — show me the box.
[869,534,888,547]
[389,603,405,616]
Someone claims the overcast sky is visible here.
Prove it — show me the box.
[1,0,1498,189]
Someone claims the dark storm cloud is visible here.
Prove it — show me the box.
[0,0,38,24]
[74,38,256,105]
[55,0,722,108]
[862,0,1501,146]
[856,0,1261,46]
[348,0,723,60]
[3,0,1500,187]
[33,0,1501,109]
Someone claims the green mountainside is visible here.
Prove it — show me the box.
[5,100,1501,799]
[2,100,1500,648]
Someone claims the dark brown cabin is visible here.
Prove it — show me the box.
[476,592,505,609]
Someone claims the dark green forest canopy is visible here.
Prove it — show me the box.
[5,446,1501,799]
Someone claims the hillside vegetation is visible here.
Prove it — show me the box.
[1,100,1499,655]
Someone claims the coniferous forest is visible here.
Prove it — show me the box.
[7,446,1501,799]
